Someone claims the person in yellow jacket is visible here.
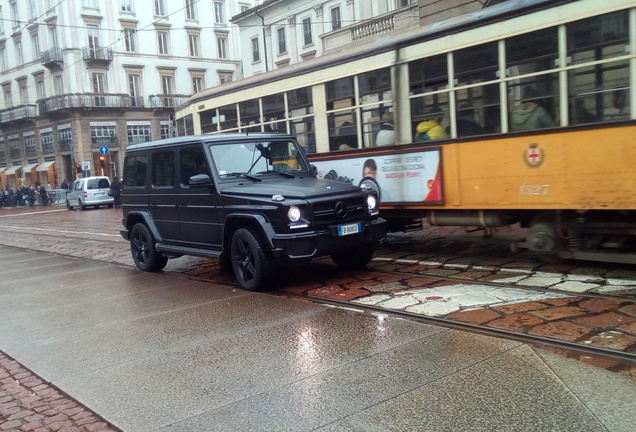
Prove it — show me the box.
[415,116,449,141]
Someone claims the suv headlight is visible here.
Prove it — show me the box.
[367,194,378,212]
[288,205,302,222]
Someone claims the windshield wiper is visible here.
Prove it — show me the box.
[224,172,262,182]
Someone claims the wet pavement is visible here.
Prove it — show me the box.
[1,204,636,431]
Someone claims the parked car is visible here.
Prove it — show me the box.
[119,134,387,291]
[66,176,114,210]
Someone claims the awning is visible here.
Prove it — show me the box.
[36,161,56,171]
[22,163,39,172]
[4,165,22,175]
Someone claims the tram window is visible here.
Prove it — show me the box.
[410,95,449,142]
[359,68,391,100]
[218,104,238,131]
[200,109,217,133]
[288,87,312,112]
[508,76,559,132]
[263,93,286,132]
[409,54,447,95]
[506,28,558,74]
[239,99,261,130]
[455,42,498,84]
[327,77,354,108]
[568,60,630,124]
[328,110,357,151]
[455,83,498,136]
[567,10,629,65]
[291,117,315,153]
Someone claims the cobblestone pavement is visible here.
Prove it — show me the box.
[0,352,119,432]
[0,204,635,431]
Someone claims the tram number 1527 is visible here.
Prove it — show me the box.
[519,185,550,196]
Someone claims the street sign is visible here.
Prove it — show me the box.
[99,146,110,155]
[81,161,91,170]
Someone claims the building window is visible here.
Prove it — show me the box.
[3,86,12,107]
[185,0,197,20]
[128,73,142,107]
[28,0,37,18]
[15,41,23,65]
[217,36,227,59]
[214,2,225,24]
[41,132,54,153]
[161,75,174,105]
[25,135,36,156]
[331,7,342,31]
[123,29,137,52]
[154,0,165,16]
[53,75,63,95]
[49,26,59,50]
[59,128,72,151]
[219,72,232,84]
[160,123,170,139]
[157,31,169,55]
[192,76,204,93]
[0,7,4,36]
[87,25,100,51]
[302,18,313,46]
[127,125,151,144]
[18,81,27,104]
[277,27,286,54]
[0,48,7,71]
[240,4,249,13]
[31,33,40,59]
[9,138,20,159]
[83,0,97,8]
[188,33,200,57]
[36,77,45,100]
[10,2,18,26]
[251,37,260,63]
[91,126,116,146]
[121,0,132,12]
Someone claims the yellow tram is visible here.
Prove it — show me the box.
[175,0,636,263]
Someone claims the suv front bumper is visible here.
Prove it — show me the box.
[270,218,387,260]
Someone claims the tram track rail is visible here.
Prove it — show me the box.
[304,294,636,364]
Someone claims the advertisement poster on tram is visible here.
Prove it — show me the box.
[312,149,443,204]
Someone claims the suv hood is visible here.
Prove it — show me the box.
[220,176,361,200]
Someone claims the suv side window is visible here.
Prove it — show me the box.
[124,154,148,187]
[74,180,82,191]
[152,151,175,187]
[180,145,208,186]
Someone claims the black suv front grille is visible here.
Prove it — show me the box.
[312,196,367,226]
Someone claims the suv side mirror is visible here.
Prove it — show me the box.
[189,174,212,187]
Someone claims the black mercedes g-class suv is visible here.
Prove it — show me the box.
[120,134,386,291]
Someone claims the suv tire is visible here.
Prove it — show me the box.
[230,227,276,291]
[130,223,168,272]
[66,200,74,211]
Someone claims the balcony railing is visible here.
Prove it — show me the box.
[0,105,38,124]
[92,136,118,148]
[82,46,113,62]
[40,48,63,68]
[129,96,145,108]
[149,94,191,108]
[38,94,131,113]
[322,4,419,50]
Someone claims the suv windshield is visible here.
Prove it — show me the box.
[209,140,309,178]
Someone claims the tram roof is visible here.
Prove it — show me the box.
[186,0,564,107]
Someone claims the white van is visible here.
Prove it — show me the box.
[66,176,114,210]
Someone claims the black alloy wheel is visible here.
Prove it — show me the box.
[230,227,276,291]
[130,223,168,272]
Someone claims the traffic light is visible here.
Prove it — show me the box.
[75,163,82,173]
[99,155,106,168]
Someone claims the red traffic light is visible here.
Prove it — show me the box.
[99,155,106,161]
[75,164,81,168]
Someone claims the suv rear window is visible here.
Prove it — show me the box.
[87,178,110,189]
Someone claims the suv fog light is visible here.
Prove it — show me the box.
[288,206,302,222]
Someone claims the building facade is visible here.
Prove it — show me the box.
[0,0,252,191]
[231,0,493,79]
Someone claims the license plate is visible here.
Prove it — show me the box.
[337,222,361,236]
[94,192,105,196]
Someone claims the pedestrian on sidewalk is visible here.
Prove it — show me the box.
[110,177,122,208]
